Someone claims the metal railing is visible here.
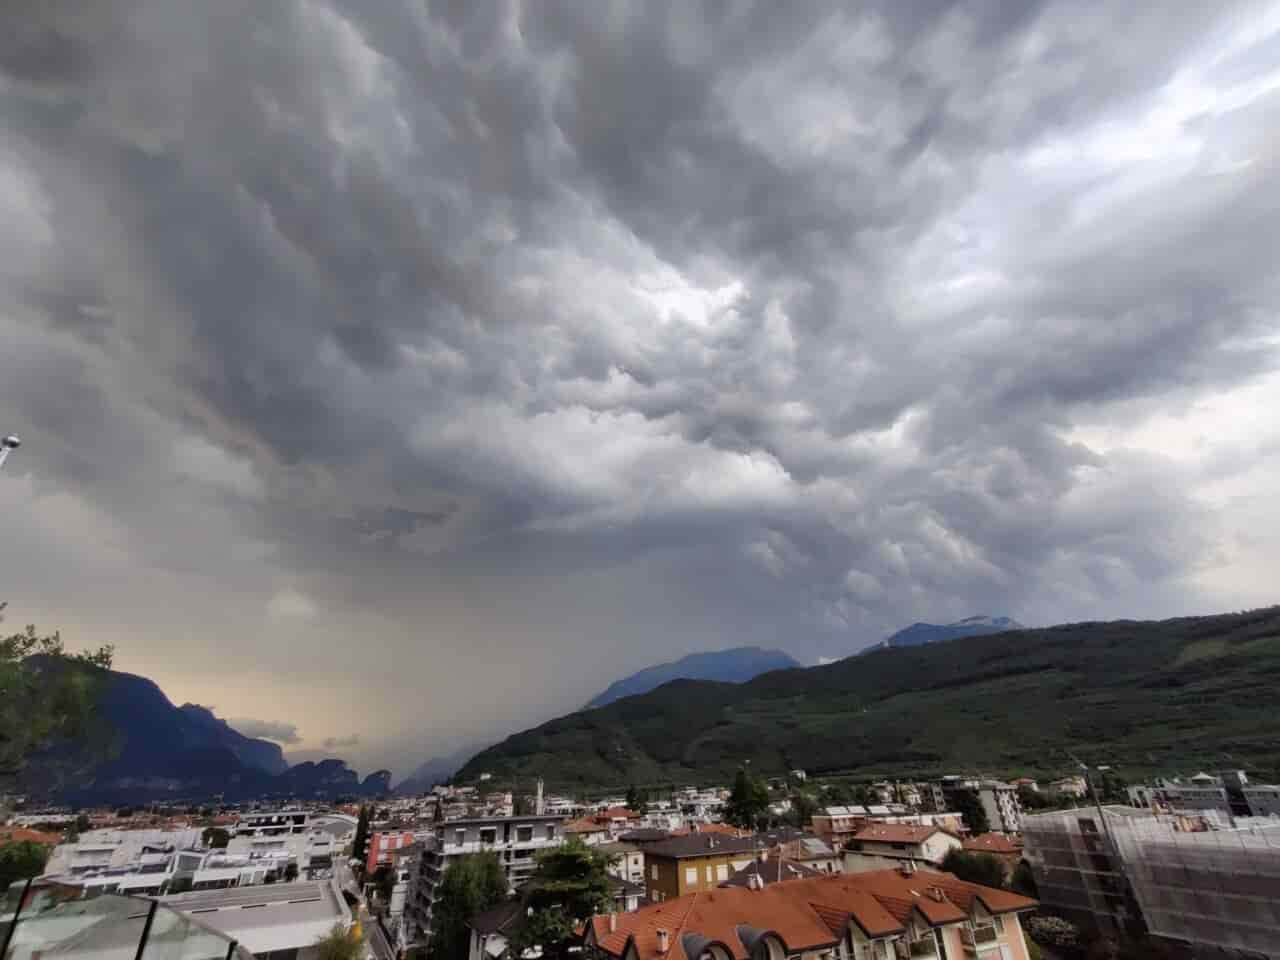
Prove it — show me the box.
[2,879,254,959]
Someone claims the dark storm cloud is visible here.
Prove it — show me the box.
[3,0,1279,768]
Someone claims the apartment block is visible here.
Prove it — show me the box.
[843,825,961,874]
[404,814,565,946]
[642,834,761,902]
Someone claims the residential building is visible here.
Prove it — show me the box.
[721,853,821,888]
[598,840,646,885]
[843,825,962,873]
[642,834,762,902]
[763,836,841,874]
[1025,805,1280,956]
[404,814,565,946]
[810,806,869,849]
[584,867,1037,960]
[366,830,419,874]
[231,809,310,837]
[1047,776,1088,799]
[1012,778,1039,793]
[933,778,1023,834]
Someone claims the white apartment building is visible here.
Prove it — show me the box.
[231,809,310,836]
[404,814,565,947]
[933,778,1023,833]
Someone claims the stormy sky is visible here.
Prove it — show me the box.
[3,0,1279,776]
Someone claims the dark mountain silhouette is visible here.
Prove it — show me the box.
[586,646,801,708]
[19,664,387,803]
[395,743,484,794]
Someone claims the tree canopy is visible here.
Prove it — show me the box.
[430,852,507,960]
[724,766,770,829]
[313,922,363,960]
[202,826,230,849]
[940,849,1007,890]
[352,805,371,873]
[950,790,991,835]
[515,837,613,959]
[0,609,113,784]
[0,841,49,891]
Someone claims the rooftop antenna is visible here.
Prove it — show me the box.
[0,435,20,471]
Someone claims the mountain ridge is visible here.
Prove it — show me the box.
[869,615,1024,652]
[458,607,1280,788]
[586,646,801,708]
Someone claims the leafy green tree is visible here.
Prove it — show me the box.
[284,861,300,882]
[0,841,49,890]
[202,826,230,849]
[352,805,371,872]
[951,790,991,835]
[0,612,113,784]
[371,864,395,904]
[431,853,507,960]
[789,792,818,827]
[515,837,613,959]
[1010,859,1038,898]
[724,767,770,829]
[313,922,363,960]
[940,849,1007,890]
[822,782,852,805]
[74,814,91,833]
[625,784,642,811]
[514,794,535,815]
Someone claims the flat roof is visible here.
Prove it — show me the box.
[442,814,565,825]
[160,879,350,953]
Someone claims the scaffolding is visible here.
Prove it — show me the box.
[1108,812,1280,957]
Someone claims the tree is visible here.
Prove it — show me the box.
[352,805,371,872]
[430,852,507,960]
[951,790,990,835]
[74,813,91,833]
[1025,915,1082,951]
[371,864,395,904]
[202,826,230,849]
[284,861,299,882]
[514,794,535,816]
[851,785,875,808]
[724,767,770,829]
[789,791,818,827]
[940,849,1007,890]
[1010,859,1038,898]
[0,841,49,890]
[0,611,113,785]
[823,782,852,805]
[625,784,642,811]
[515,837,613,960]
[313,922,363,960]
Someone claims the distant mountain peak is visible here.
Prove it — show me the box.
[873,615,1024,651]
[586,646,801,708]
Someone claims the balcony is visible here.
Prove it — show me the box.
[907,938,939,959]
[959,925,1001,955]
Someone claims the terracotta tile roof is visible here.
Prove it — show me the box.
[565,816,611,834]
[599,807,642,820]
[589,869,1036,960]
[962,833,1023,855]
[670,823,748,838]
[850,824,949,845]
[0,827,63,845]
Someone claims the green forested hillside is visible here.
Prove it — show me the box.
[457,608,1280,789]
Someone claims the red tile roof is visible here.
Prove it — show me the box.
[962,833,1023,855]
[565,816,611,834]
[670,823,748,838]
[850,824,951,845]
[0,827,63,846]
[589,869,1036,960]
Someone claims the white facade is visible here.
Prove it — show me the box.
[231,810,310,836]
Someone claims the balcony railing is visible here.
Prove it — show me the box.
[2,879,254,959]
[959,925,1001,954]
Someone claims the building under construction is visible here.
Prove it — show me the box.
[1024,806,1280,957]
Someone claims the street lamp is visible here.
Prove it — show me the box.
[0,435,20,471]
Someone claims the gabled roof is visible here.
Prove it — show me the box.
[962,833,1022,855]
[589,869,1036,960]
[721,858,821,888]
[850,824,953,845]
[470,899,528,936]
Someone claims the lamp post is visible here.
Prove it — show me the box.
[0,435,19,471]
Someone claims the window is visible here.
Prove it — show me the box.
[651,864,659,880]
[454,829,466,846]
[479,829,497,845]
[685,867,698,886]
[546,825,556,840]
[517,826,533,843]
[716,863,729,882]
[993,916,1004,934]
[706,865,714,882]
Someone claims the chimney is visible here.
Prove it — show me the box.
[899,861,915,877]
[929,886,945,902]
[656,929,670,953]
[609,913,618,932]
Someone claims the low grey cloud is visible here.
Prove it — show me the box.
[2,0,1279,774]
[323,735,361,750]
[229,719,302,746]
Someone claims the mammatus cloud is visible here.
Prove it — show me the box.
[2,0,1279,771]
[323,735,361,750]
[229,719,302,745]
